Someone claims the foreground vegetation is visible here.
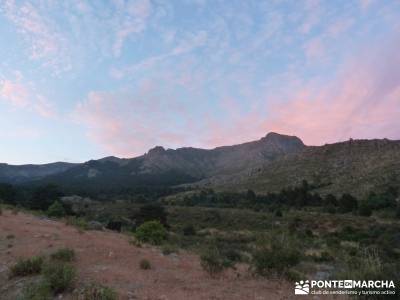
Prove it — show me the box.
[1,180,400,298]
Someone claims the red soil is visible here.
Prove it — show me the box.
[0,210,295,299]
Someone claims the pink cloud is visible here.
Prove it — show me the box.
[0,80,30,107]
[0,77,56,118]
[76,35,400,157]
[262,36,400,145]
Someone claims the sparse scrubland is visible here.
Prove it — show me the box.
[1,179,400,299]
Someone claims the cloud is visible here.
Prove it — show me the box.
[112,0,153,57]
[73,88,190,157]
[111,30,208,78]
[263,35,400,145]
[76,34,400,156]
[0,80,30,108]
[1,0,71,73]
[0,77,56,118]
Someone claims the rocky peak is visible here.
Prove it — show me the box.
[147,146,166,156]
[260,132,305,151]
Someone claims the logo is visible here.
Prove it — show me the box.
[295,280,310,295]
[295,280,396,296]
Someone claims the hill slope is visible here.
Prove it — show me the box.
[0,162,77,184]
[0,210,290,299]
[209,138,400,197]
[18,132,305,190]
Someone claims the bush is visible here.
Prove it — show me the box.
[182,224,196,236]
[135,221,167,245]
[200,247,229,276]
[9,256,44,278]
[65,216,88,230]
[161,244,178,255]
[139,259,151,270]
[275,210,283,217]
[50,248,75,262]
[42,262,75,293]
[338,193,358,213]
[47,201,66,218]
[20,281,51,300]
[82,283,117,300]
[251,235,301,277]
[358,202,372,217]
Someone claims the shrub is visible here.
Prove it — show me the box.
[182,224,196,236]
[9,256,44,278]
[396,203,400,219]
[358,202,372,217]
[200,247,229,276]
[42,262,75,293]
[135,221,167,245]
[161,244,178,255]
[65,216,88,230]
[221,248,242,263]
[251,235,301,277]
[275,210,283,217]
[47,201,66,218]
[20,281,51,300]
[82,283,117,300]
[338,193,358,213]
[139,259,151,270]
[50,248,75,262]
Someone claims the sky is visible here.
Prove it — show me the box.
[0,0,399,164]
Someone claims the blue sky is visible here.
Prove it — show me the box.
[0,0,399,164]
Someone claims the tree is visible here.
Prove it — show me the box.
[338,193,358,213]
[135,221,167,245]
[29,184,63,211]
[47,201,66,218]
[358,202,372,217]
[134,204,168,227]
[324,194,338,207]
[246,189,256,201]
[0,183,16,205]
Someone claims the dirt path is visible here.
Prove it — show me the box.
[0,210,296,300]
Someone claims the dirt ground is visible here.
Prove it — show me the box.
[0,210,297,300]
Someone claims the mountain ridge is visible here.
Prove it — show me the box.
[1,133,399,197]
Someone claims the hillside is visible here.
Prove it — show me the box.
[0,209,290,299]
[1,133,399,198]
[2,133,304,191]
[208,138,400,198]
[0,162,76,184]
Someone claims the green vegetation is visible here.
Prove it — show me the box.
[81,283,117,300]
[42,262,75,293]
[251,234,301,277]
[50,248,75,262]
[47,200,66,218]
[139,259,151,270]
[9,256,44,278]
[4,179,400,296]
[200,246,230,276]
[135,220,167,245]
[19,281,51,300]
[65,216,89,230]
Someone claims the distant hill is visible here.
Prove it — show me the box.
[0,162,77,184]
[1,133,399,197]
[0,133,304,190]
[201,138,400,198]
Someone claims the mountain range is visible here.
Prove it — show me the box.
[1,132,399,197]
